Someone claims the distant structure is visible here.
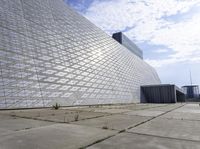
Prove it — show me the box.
[182,85,200,101]
[181,69,200,102]
[112,32,143,59]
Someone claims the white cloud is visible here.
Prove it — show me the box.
[83,0,200,68]
[145,58,181,68]
[154,49,168,53]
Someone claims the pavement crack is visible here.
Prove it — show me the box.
[127,131,200,143]
[79,134,117,149]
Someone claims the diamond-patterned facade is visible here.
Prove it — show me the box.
[0,0,161,108]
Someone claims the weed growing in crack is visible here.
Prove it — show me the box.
[52,103,60,110]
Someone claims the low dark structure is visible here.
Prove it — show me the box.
[141,84,185,103]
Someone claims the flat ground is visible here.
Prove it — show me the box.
[1,103,200,149]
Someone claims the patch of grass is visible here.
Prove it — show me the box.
[52,103,60,110]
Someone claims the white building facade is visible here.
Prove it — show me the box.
[0,0,161,108]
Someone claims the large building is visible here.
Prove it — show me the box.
[0,0,161,109]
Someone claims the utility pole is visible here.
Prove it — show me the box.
[190,69,193,86]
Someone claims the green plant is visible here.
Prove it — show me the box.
[52,103,60,110]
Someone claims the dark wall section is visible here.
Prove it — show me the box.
[112,32,143,59]
[176,90,185,102]
[112,32,122,44]
[141,85,185,103]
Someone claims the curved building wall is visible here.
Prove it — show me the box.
[0,0,161,109]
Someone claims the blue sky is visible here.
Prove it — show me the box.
[65,0,200,87]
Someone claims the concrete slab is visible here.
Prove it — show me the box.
[161,111,200,121]
[36,111,109,123]
[10,109,76,118]
[63,106,129,113]
[69,106,133,113]
[93,109,132,114]
[174,104,200,114]
[129,117,200,141]
[70,107,101,112]
[125,110,164,117]
[0,117,54,135]
[0,124,117,149]
[147,104,182,112]
[123,105,169,111]
[72,114,151,131]
[0,114,15,120]
[71,104,163,112]
[119,105,153,110]
[0,128,13,136]
[87,132,200,149]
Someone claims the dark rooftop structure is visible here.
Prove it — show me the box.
[141,84,185,103]
[112,32,143,59]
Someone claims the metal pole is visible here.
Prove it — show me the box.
[190,69,193,86]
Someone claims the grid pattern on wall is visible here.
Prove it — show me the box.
[0,0,161,108]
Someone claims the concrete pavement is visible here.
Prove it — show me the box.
[0,103,200,149]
